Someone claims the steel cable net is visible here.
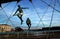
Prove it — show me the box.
[0,0,60,27]
[0,0,60,39]
[0,2,19,27]
[0,0,60,29]
[29,0,51,28]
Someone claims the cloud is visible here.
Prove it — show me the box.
[23,14,29,17]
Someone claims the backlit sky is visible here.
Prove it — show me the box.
[0,0,60,29]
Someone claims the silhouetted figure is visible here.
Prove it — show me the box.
[26,18,31,31]
[13,5,23,25]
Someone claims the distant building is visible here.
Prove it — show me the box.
[0,24,12,32]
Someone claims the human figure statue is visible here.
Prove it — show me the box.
[26,18,31,31]
[13,5,23,25]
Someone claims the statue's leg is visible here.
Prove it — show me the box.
[27,24,30,31]
[28,24,31,31]
[19,16,23,25]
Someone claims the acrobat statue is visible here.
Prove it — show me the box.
[26,18,31,31]
[13,5,23,25]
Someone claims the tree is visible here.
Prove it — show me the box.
[15,27,23,32]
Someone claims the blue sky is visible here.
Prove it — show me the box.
[0,0,60,29]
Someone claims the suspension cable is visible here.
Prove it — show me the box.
[0,2,11,10]
[40,0,60,13]
[41,7,49,19]
[38,0,52,27]
[1,7,15,27]
[46,0,56,39]
[49,0,56,28]
[57,0,60,7]
[40,0,52,20]
[29,2,45,27]
[0,2,11,24]
[0,2,17,25]
[6,2,18,24]
[41,1,51,27]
